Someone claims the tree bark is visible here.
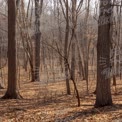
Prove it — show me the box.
[95,0,113,107]
[33,0,43,81]
[2,0,22,99]
[64,0,71,95]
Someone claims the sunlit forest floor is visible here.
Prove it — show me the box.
[0,69,122,122]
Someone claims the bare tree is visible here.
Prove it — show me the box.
[2,0,22,99]
[59,0,71,95]
[32,0,43,81]
[95,0,113,107]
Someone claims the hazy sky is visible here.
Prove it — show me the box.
[0,0,97,13]
[0,0,97,8]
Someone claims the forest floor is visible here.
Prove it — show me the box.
[0,74,122,122]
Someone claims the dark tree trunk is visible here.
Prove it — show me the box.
[95,0,113,107]
[70,43,76,81]
[2,0,22,99]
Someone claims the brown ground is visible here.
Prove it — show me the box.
[0,69,122,122]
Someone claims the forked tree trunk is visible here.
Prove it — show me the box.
[95,0,113,107]
[2,0,22,99]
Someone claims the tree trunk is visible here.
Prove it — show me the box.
[95,0,113,107]
[2,0,22,99]
[33,0,42,81]
[70,43,76,81]
[64,0,70,95]
[77,46,85,80]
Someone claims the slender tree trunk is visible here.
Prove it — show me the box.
[82,0,91,94]
[64,0,71,95]
[70,0,77,81]
[0,45,4,89]
[70,43,76,81]
[77,46,85,80]
[33,0,43,81]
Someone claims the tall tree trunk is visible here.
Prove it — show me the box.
[33,0,43,81]
[70,43,76,81]
[2,0,22,99]
[64,0,71,95]
[0,45,4,89]
[82,0,91,94]
[70,0,77,81]
[95,0,113,107]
